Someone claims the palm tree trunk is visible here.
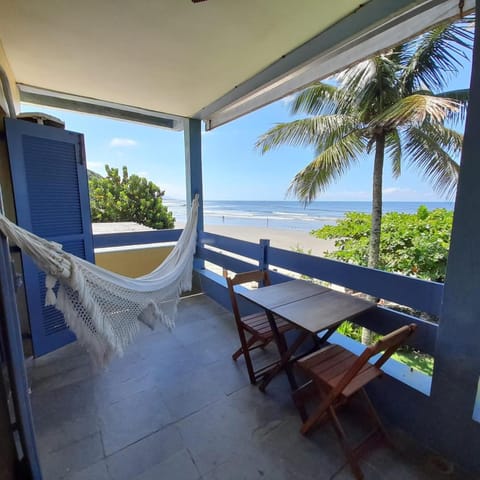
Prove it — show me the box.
[368,133,385,268]
[362,133,385,344]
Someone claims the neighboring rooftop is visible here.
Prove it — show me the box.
[92,222,154,234]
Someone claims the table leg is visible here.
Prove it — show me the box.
[259,310,300,391]
[259,309,319,397]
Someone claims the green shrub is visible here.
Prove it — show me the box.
[312,207,453,282]
[89,165,175,230]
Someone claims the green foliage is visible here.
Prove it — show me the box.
[393,349,434,376]
[337,321,433,375]
[312,206,453,282]
[337,321,362,342]
[89,165,175,230]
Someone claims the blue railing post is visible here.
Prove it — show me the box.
[259,238,270,272]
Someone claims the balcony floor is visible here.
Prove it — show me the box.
[28,294,468,480]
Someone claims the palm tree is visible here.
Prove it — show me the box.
[255,18,473,272]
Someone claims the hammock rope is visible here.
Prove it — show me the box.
[0,195,199,366]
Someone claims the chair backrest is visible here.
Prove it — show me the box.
[333,324,417,397]
[370,323,417,368]
[226,270,271,324]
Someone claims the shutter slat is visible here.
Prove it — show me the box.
[6,119,94,357]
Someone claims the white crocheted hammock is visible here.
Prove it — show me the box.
[0,195,199,366]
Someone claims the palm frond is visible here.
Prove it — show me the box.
[287,131,366,203]
[254,115,359,154]
[436,88,469,125]
[400,18,474,93]
[337,55,401,121]
[373,94,460,130]
[290,82,352,116]
[403,124,462,199]
[385,130,402,178]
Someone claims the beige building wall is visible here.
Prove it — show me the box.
[95,245,174,278]
[0,40,19,119]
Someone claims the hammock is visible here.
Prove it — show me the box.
[0,195,199,366]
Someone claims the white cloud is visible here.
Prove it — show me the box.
[158,182,186,199]
[383,187,416,196]
[86,161,103,169]
[109,137,138,148]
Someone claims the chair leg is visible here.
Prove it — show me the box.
[233,327,258,384]
[329,406,364,480]
[292,380,316,422]
[359,388,391,446]
[300,395,332,435]
[232,336,259,361]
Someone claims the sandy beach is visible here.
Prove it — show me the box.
[202,224,335,257]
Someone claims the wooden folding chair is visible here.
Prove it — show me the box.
[293,324,417,480]
[226,270,295,385]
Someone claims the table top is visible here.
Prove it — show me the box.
[239,279,374,334]
[239,279,329,310]
[272,289,374,333]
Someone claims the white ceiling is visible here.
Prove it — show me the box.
[0,0,472,127]
[0,0,364,118]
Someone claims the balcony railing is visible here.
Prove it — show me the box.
[80,227,480,472]
[94,227,440,397]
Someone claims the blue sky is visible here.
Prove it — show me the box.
[21,54,472,202]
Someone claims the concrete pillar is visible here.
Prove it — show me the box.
[183,118,204,233]
[429,3,480,471]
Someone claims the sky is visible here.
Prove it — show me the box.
[21,51,472,202]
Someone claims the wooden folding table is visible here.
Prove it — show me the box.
[239,279,375,392]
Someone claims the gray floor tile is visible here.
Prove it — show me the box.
[31,378,97,423]
[39,433,104,480]
[98,385,174,455]
[28,294,464,480]
[160,372,226,421]
[106,425,184,480]
[34,411,99,457]
[133,449,201,480]
[204,452,311,480]
[63,460,111,480]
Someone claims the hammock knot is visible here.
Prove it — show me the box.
[44,274,57,306]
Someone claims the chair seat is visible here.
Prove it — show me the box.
[297,344,382,398]
[242,312,293,339]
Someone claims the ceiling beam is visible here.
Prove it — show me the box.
[200,0,473,130]
[18,84,185,130]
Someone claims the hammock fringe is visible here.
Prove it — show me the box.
[0,195,199,366]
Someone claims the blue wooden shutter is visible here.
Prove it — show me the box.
[5,118,94,357]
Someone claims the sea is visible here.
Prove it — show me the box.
[163,200,454,232]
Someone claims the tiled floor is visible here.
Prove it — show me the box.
[28,294,470,479]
